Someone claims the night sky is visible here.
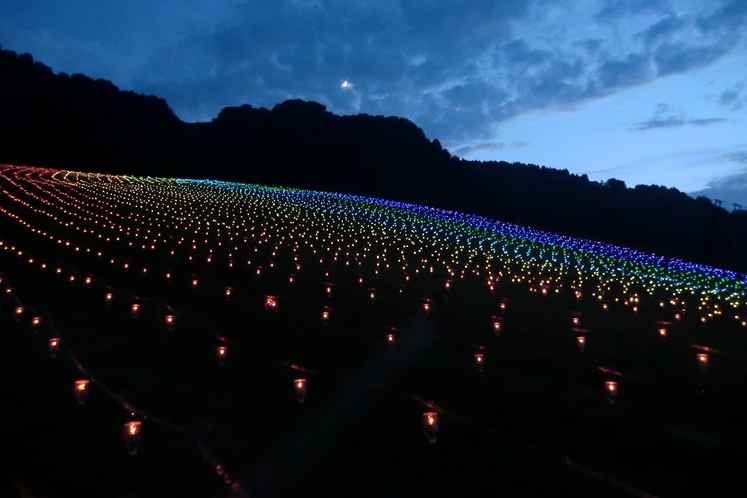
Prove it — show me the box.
[1,1,745,206]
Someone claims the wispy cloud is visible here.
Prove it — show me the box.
[630,103,727,130]
[718,80,747,110]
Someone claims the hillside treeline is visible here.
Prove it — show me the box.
[1,46,745,272]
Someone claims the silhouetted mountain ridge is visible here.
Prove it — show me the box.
[1,45,745,272]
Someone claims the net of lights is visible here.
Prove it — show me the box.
[0,163,745,313]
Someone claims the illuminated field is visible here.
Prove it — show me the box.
[2,163,746,497]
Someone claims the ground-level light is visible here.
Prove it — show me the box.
[75,379,89,405]
[48,337,60,358]
[423,412,439,443]
[697,353,708,371]
[605,381,618,404]
[576,336,586,352]
[123,421,142,456]
[294,378,307,403]
[474,353,484,372]
[216,346,227,366]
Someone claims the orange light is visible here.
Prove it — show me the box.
[265,296,278,311]
[493,321,501,334]
[192,279,199,289]
[577,336,586,352]
[123,421,142,456]
[697,353,708,370]
[105,292,113,304]
[658,328,667,338]
[605,381,617,394]
[216,346,227,366]
[49,337,60,358]
[572,317,580,326]
[422,412,439,443]
[294,378,307,403]
[75,379,89,404]
[131,303,140,317]
[474,353,484,371]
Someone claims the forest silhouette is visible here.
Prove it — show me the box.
[1,45,745,272]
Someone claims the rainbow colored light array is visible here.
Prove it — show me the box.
[0,164,745,314]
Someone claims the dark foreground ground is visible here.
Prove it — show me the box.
[2,212,747,498]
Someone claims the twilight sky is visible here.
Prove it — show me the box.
[1,0,746,206]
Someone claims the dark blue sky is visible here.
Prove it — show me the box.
[1,0,745,205]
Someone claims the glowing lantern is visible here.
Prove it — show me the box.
[369,290,376,303]
[700,316,707,324]
[165,314,175,331]
[445,281,451,291]
[321,308,330,324]
[674,313,682,322]
[4,287,11,298]
[192,279,199,290]
[658,328,667,339]
[69,275,76,286]
[605,381,618,404]
[572,316,580,326]
[75,379,90,405]
[123,421,142,456]
[265,296,278,312]
[131,303,140,318]
[423,301,431,316]
[84,276,92,288]
[31,316,41,333]
[492,320,502,336]
[474,353,484,372]
[56,267,62,276]
[632,306,639,315]
[14,306,23,322]
[500,301,507,311]
[423,412,439,443]
[224,287,232,301]
[165,272,172,283]
[294,378,307,403]
[358,277,364,286]
[576,336,586,352]
[48,337,61,358]
[216,346,227,366]
[697,353,708,371]
[326,285,332,297]
[387,333,395,350]
[602,303,608,312]
[288,275,294,287]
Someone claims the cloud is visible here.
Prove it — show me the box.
[718,80,746,110]
[653,42,731,76]
[6,0,744,154]
[595,0,668,23]
[687,151,747,207]
[696,0,747,33]
[631,103,728,130]
[640,13,688,45]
